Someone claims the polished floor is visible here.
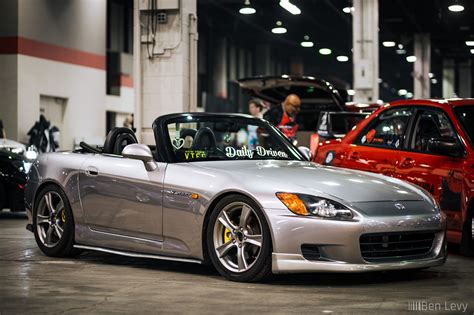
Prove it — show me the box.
[0,210,472,314]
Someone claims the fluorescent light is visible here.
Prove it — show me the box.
[239,7,256,14]
[471,49,474,54]
[319,48,332,55]
[431,78,438,84]
[239,0,256,14]
[396,49,406,55]
[406,55,417,62]
[466,41,474,46]
[301,41,314,47]
[279,0,301,15]
[272,21,287,34]
[406,92,413,98]
[342,6,354,14]
[347,89,355,96]
[398,89,407,96]
[382,41,396,47]
[336,55,349,62]
[448,4,464,12]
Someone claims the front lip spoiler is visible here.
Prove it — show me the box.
[271,253,447,274]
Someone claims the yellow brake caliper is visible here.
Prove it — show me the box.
[61,210,66,223]
[223,227,232,243]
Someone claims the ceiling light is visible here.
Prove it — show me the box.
[471,49,474,54]
[319,48,332,55]
[431,78,438,84]
[398,44,404,49]
[378,78,383,83]
[382,41,396,47]
[406,92,413,98]
[272,21,287,34]
[279,0,301,15]
[429,72,434,78]
[448,4,464,12]
[343,6,354,14]
[347,89,355,96]
[300,35,314,47]
[466,41,474,46]
[398,89,408,96]
[396,49,406,55]
[336,55,349,62]
[239,0,256,14]
[406,55,417,62]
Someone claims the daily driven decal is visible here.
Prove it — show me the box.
[225,146,288,159]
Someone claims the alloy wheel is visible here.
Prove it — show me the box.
[36,191,66,248]
[213,202,263,273]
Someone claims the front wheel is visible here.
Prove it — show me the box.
[33,184,79,257]
[207,195,272,282]
[460,211,474,256]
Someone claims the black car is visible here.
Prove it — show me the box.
[0,149,28,212]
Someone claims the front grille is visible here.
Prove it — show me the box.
[360,231,436,262]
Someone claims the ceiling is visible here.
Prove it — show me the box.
[198,0,474,101]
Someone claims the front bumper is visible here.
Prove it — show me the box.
[265,207,447,273]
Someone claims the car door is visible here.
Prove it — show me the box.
[79,154,166,241]
[340,107,414,177]
[395,107,465,231]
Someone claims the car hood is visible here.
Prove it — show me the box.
[194,160,425,203]
[237,75,344,110]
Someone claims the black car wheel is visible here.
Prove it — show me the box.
[33,184,79,257]
[0,183,5,210]
[461,211,474,256]
[207,195,272,282]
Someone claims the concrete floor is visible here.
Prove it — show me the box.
[0,211,473,314]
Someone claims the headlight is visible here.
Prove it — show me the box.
[276,192,353,220]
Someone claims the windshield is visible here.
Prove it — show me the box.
[454,106,474,147]
[165,116,303,162]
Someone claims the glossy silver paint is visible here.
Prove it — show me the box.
[25,152,447,273]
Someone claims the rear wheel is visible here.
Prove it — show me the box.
[460,211,474,256]
[207,195,272,282]
[33,184,79,257]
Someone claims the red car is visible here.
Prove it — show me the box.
[314,99,474,254]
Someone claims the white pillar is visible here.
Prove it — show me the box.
[352,0,379,103]
[134,0,198,144]
[458,61,472,98]
[442,59,455,98]
[213,37,227,98]
[414,34,430,99]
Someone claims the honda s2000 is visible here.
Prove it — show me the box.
[25,113,446,282]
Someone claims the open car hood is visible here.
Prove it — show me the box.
[237,75,345,111]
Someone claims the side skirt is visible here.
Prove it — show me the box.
[73,245,202,264]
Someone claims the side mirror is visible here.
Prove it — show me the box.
[298,146,313,161]
[427,137,463,157]
[122,144,157,171]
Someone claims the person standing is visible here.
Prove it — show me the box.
[247,99,263,149]
[263,94,301,142]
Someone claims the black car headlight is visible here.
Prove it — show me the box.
[276,192,353,220]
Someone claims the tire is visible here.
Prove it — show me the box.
[32,184,79,257]
[460,211,474,256]
[206,195,272,282]
[0,183,5,210]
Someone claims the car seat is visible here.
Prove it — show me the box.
[415,118,441,151]
[103,127,138,155]
[192,127,216,151]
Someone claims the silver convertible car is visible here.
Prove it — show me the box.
[25,113,447,282]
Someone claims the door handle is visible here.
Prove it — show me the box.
[85,166,99,177]
[399,157,415,169]
[349,151,360,160]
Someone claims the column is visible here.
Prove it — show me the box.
[442,59,455,98]
[458,60,472,98]
[414,33,431,99]
[352,0,379,103]
[133,0,197,144]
